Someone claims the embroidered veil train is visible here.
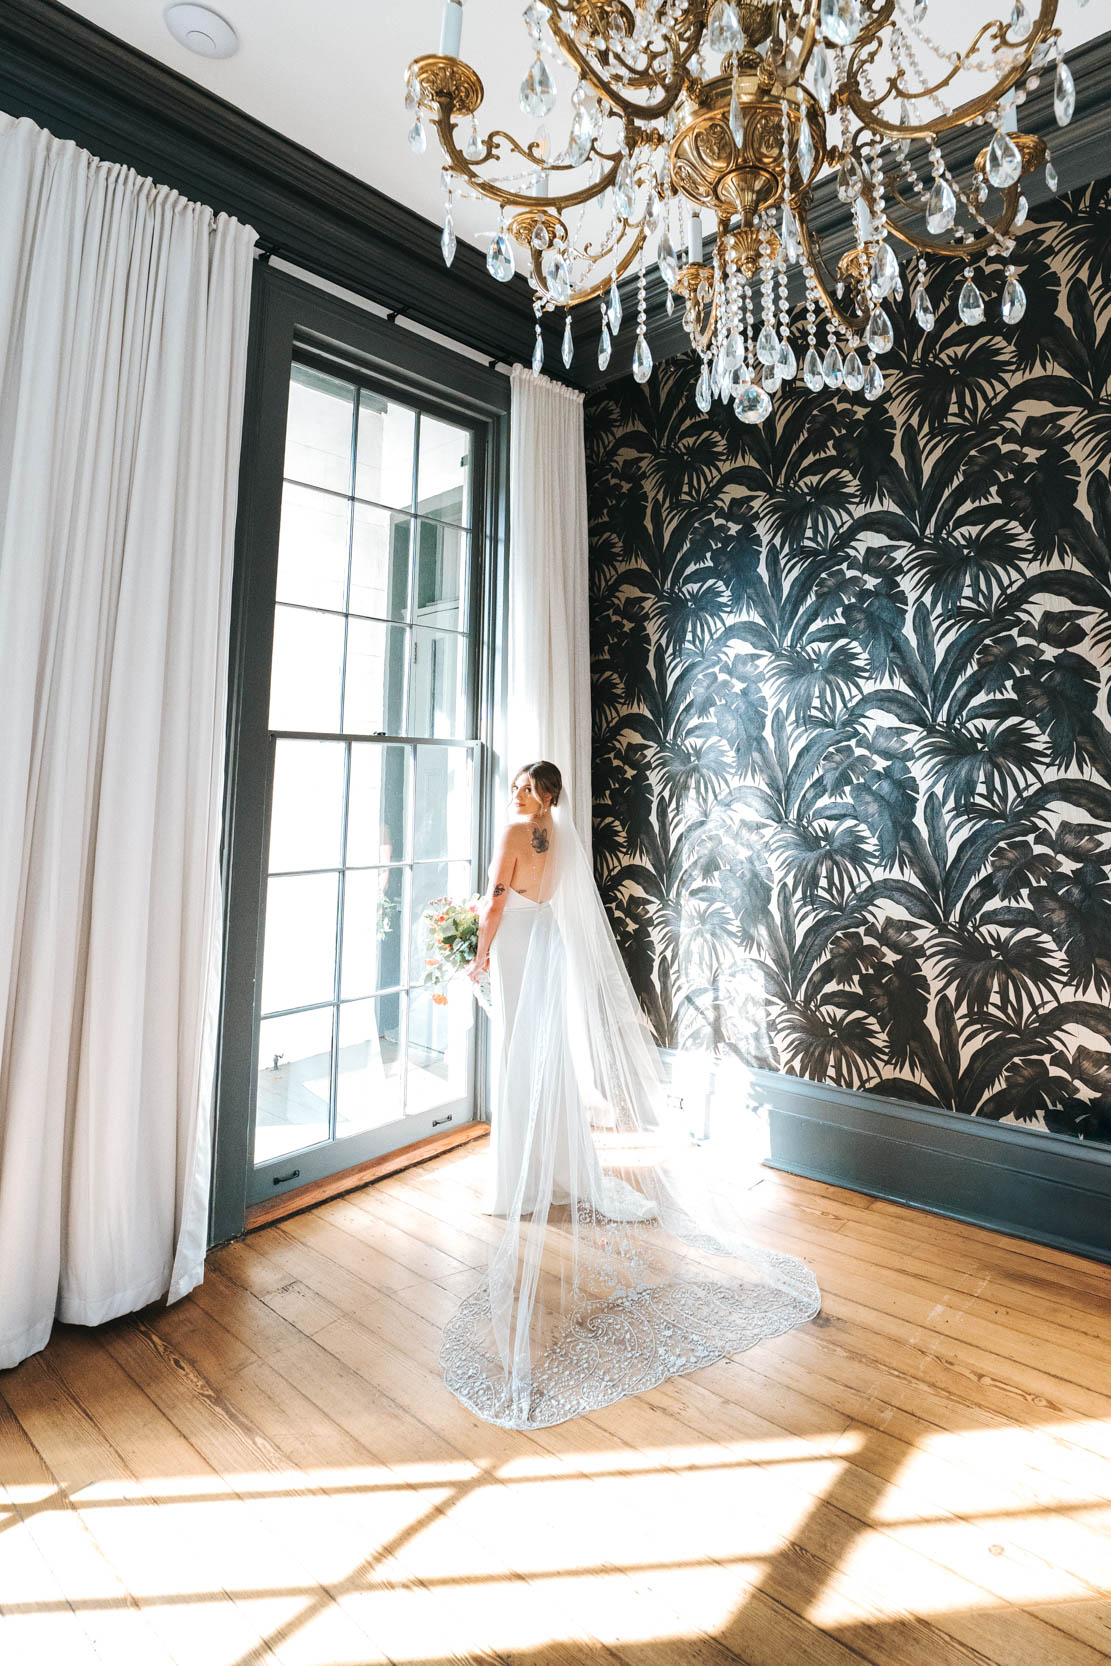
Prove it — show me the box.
[440,802,821,1430]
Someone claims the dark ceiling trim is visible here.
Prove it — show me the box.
[0,0,555,372]
[0,2,1107,392]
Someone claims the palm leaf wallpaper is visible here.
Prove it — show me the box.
[585,176,1111,1144]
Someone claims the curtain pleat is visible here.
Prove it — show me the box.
[0,114,255,1367]
[507,364,592,837]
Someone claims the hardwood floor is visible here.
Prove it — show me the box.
[3,1139,1110,1666]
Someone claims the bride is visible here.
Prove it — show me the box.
[440,760,820,1430]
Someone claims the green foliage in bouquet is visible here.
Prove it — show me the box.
[422,896,481,1005]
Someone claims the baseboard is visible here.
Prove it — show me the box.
[660,1050,1111,1266]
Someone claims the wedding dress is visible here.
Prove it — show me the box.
[440,805,820,1430]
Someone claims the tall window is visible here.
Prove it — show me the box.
[253,363,481,1174]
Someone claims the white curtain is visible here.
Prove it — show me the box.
[0,115,255,1370]
[507,364,592,835]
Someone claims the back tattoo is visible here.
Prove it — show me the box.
[530,825,550,854]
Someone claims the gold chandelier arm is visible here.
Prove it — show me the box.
[883,178,1027,260]
[526,219,649,308]
[842,1,1060,139]
[540,0,708,123]
[674,261,717,354]
[411,55,622,213]
[795,197,871,334]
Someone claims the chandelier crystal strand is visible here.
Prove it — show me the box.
[406,0,1073,422]
[632,256,652,384]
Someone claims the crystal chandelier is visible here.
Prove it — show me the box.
[405,1,1083,420]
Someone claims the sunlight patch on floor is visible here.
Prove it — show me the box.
[495,1430,863,1479]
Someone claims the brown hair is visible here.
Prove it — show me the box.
[514,760,563,807]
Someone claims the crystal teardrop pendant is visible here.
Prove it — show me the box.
[1002,276,1027,324]
[797,118,815,180]
[802,347,825,392]
[441,211,456,268]
[822,343,844,388]
[722,329,744,371]
[926,176,957,234]
[1046,157,1059,192]
[958,278,985,325]
[562,314,574,368]
[836,156,864,204]
[986,128,1023,189]
[915,287,936,331]
[542,247,571,304]
[865,307,894,354]
[532,220,550,249]
[487,231,515,283]
[614,156,636,220]
[568,108,593,167]
[870,241,899,299]
[657,228,680,288]
[757,324,779,365]
[520,55,556,118]
[776,338,798,380]
[1009,0,1030,30]
[736,384,772,424]
[812,42,833,112]
[1014,193,1029,228]
[864,360,884,401]
[407,118,426,155]
[532,331,544,375]
[706,0,743,55]
[843,349,866,392]
[1054,60,1076,126]
[820,0,862,47]
[644,190,662,233]
[762,364,781,395]
[597,322,612,372]
[463,117,484,161]
[607,276,622,335]
[912,0,928,18]
[728,78,745,146]
[632,333,653,384]
[695,360,712,412]
[781,203,802,266]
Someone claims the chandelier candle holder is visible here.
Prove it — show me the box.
[405,0,1079,424]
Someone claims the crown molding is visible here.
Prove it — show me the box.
[0,0,559,371]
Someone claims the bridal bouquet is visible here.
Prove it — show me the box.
[421,896,492,1014]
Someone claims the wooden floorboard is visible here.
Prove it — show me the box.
[2,1149,1110,1666]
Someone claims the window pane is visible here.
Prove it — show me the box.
[355,391,415,510]
[417,416,471,528]
[343,618,408,736]
[256,1007,333,1161]
[341,867,406,1001]
[349,503,410,622]
[413,519,467,633]
[261,872,339,1014]
[276,483,350,613]
[414,747,473,861]
[406,988,471,1119]
[347,743,410,867]
[409,861,474,983]
[269,606,344,733]
[408,628,465,739]
[269,740,346,874]
[285,366,353,493]
[336,994,405,1136]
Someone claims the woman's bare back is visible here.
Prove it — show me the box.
[505,814,552,900]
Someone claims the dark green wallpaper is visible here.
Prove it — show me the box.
[585,177,1111,1142]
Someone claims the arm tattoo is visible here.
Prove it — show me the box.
[492,883,506,897]
[530,825,550,854]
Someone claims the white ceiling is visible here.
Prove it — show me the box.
[64,0,1104,253]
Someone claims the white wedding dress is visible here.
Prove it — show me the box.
[440,805,820,1430]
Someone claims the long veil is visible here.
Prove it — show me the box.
[440,804,820,1429]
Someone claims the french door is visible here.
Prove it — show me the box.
[213,270,508,1237]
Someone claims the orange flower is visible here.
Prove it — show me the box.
[432,992,448,1007]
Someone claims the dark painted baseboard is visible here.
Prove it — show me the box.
[660,1048,1111,1266]
[755,1068,1111,1267]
